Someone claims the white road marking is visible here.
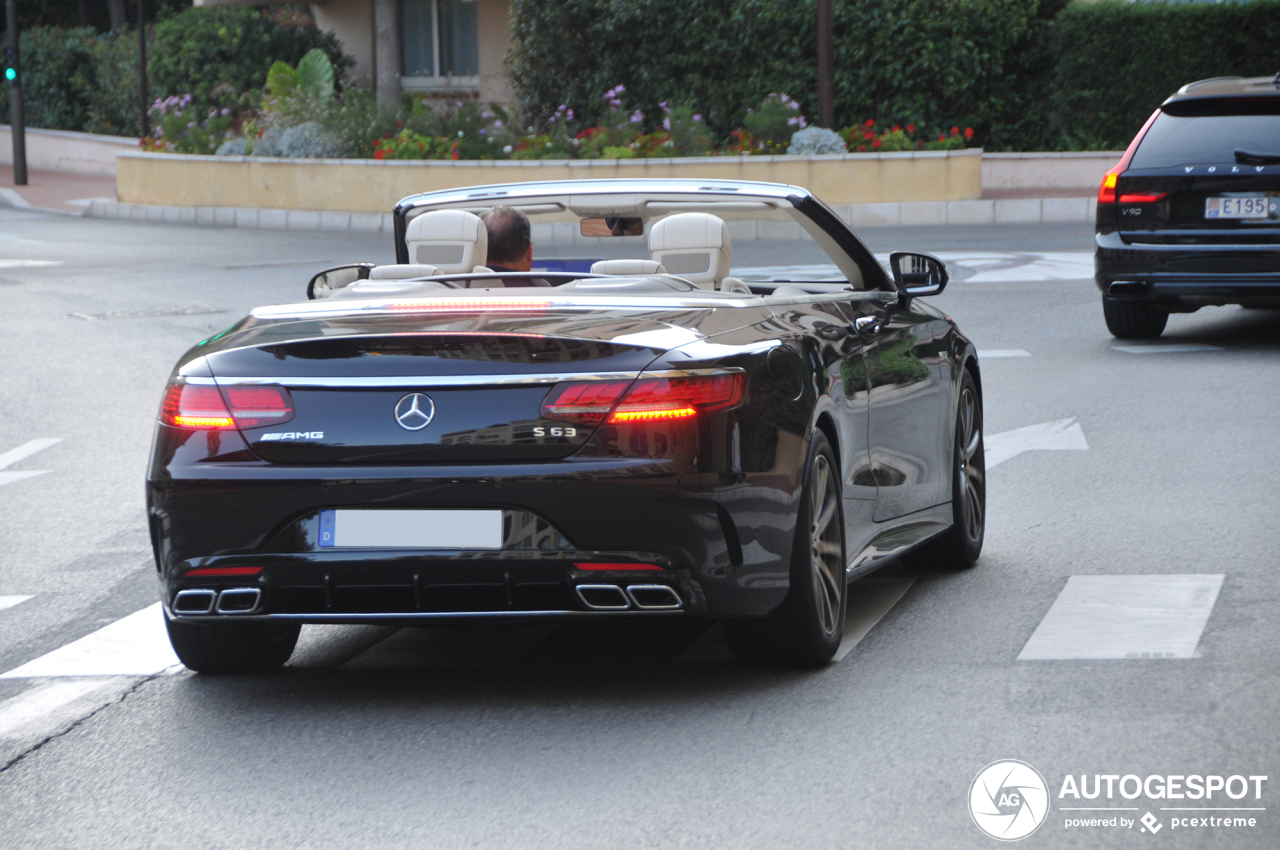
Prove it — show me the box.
[1018,575,1224,660]
[0,438,61,488]
[946,252,1094,283]
[0,188,33,210]
[0,603,181,679]
[984,418,1089,469]
[0,438,61,470]
[0,259,60,268]
[835,578,915,661]
[978,349,1031,358]
[1113,343,1223,355]
[0,678,120,738]
[0,596,34,612]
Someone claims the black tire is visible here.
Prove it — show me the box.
[165,613,300,674]
[905,371,985,571]
[1103,296,1168,339]
[725,430,846,668]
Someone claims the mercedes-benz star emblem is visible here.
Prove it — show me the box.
[394,393,435,431]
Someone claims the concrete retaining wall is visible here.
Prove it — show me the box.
[982,151,1124,191]
[0,125,138,177]
[115,148,985,212]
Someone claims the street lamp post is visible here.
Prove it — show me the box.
[816,0,833,129]
[138,0,148,138]
[5,0,27,185]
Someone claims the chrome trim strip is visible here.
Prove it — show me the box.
[205,367,744,389]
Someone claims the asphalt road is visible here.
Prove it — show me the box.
[0,208,1275,849]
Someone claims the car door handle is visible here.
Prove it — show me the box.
[854,316,881,334]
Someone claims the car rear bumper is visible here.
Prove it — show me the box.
[1095,231,1280,302]
[149,456,802,623]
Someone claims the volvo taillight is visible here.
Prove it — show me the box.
[1098,108,1162,206]
[160,383,293,430]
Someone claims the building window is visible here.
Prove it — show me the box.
[403,0,479,83]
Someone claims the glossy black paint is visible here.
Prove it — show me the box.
[150,188,978,627]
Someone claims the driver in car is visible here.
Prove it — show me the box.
[478,206,549,287]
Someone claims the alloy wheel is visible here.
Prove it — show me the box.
[808,453,843,636]
[956,386,985,543]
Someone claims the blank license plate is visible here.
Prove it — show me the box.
[318,509,502,549]
[1205,196,1272,220]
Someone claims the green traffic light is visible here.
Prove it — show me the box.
[3,68,14,81]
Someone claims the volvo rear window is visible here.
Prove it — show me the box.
[1130,102,1280,169]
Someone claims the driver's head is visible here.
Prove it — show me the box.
[479,205,532,271]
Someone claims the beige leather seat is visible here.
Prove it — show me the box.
[648,212,743,291]
[405,210,490,274]
[589,259,667,276]
[368,263,443,280]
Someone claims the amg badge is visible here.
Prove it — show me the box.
[259,431,324,441]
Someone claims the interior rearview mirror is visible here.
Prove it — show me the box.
[889,251,948,302]
[580,217,645,237]
[307,264,374,300]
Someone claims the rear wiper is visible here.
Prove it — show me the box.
[1234,148,1280,165]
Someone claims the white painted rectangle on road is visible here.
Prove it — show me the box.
[0,470,49,487]
[0,678,120,738]
[978,350,1031,359]
[0,596,33,612]
[1018,575,1224,660]
[835,578,914,661]
[0,603,181,678]
[985,418,1088,470]
[1113,344,1223,355]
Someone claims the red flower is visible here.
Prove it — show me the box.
[373,149,385,160]
[872,139,882,149]
[863,131,874,140]
[907,124,915,133]
[864,119,875,127]
[857,144,867,152]
[950,126,960,136]
[938,133,946,141]
[891,125,901,132]
[964,127,974,139]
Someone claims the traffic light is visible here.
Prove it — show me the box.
[2,45,14,82]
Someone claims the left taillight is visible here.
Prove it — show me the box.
[160,383,294,430]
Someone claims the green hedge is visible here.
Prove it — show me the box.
[509,0,1280,151]
[0,27,140,134]
[1052,2,1280,148]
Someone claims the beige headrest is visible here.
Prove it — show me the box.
[368,264,443,280]
[405,210,488,274]
[648,213,731,289]
[590,259,668,276]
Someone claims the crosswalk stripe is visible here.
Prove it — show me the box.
[0,596,33,612]
[978,349,1031,358]
[0,603,180,679]
[0,438,61,471]
[1018,575,1224,660]
[1113,344,1223,355]
[836,578,915,662]
[0,678,120,738]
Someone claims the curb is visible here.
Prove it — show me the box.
[84,197,1097,233]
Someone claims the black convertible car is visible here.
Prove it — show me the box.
[149,179,983,671]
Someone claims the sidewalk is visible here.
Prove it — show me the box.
[0,165,116,215]
[0,164,1100,229]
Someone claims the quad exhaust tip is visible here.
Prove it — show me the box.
[173,589,217,615]
[215,588,262,614]
[575,583,684,611]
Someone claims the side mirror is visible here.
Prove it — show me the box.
[889,252,948,304]
[307,264,374,300]
[580,217,645,237]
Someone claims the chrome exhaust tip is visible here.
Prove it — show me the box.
[1107,281,1148,297]
[173,589,217,615]
[626,585,683,610]
[215,587,262,615]
[575,584,631,610]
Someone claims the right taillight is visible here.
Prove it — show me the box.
[540,373,744,425]
[160,383,293,430]
[1098,169,1119,205]
[1098,108,1163,206]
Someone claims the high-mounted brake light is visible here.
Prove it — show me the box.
[1098,109,1162,205]
[541,373,744,425]
[160,383,294,430]
[385,299,551,312]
